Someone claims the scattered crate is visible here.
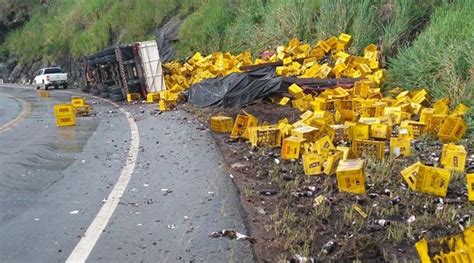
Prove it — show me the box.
[249,126,282,148]
[438,116,467,143]
[415,226,474,263]
[146,92,160,104]
[54,104,75,117]
[351,139,385,160]
[401,162,451,197]
[71,96,85,107]
[281,136,306,160]
[210,116,233,133]
[336,159,366,194]
[127,93,141,103]
[38,90,49,98]
[441,143,467,172]
[302,153,323,175]
[230,113,258,139]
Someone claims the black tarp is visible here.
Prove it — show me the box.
[186,67,291,107]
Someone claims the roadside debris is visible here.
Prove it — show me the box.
[209,229,257,244]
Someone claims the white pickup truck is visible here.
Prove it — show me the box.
[34,67,68,90]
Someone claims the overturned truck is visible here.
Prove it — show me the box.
[83,40,166,101]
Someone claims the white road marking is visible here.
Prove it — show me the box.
[0,93,32,133]
[66,105,139,262]
[0,85,140,262]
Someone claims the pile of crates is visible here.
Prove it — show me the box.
[209,82,471,196]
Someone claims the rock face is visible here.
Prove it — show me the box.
[1,5,183,86]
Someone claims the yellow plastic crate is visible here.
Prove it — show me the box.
[401,162,421,191]
[146,93,160,104]
[335,109,356,123]
[390,137,411,158]
[54,104,75,117]
[230,113,258,139]
[441,143,467,172]
[279,97,290,106]
[351,139,385,160]
[398,125,414,140]
[55,114,75,127]
[336,159,366,194]
[420,165,451,197]
[400,120,426,138]
[281,136,306,160]
[427,114,448,136]
[370,123,391,140]
[419,108,434,124]
[336,146,350,160]
[249,126,282,148]
[38,90,49,98]
[415,226,474,263]
[292,98,309,112]
[158,100,176,111]
[324,150,343,175]
[401,162,451,197]
[351,124,370,141]
[74,105,92,117]
[71,96,85,107]
[358,117,382,125]
[311,110,334,125]
[310,97,327,111]
[289,83,304,99]
[299,110,314,122]
[210,116,233,133]
[127,93,141,103]
[333,99,352,110]
[291,125,319,142]
[451,103,469,116]
[302,153,323,175]
[438,116,467,143]
[467,174,474,202]
[314,135,335,154]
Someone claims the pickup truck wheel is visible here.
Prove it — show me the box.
[54,85,58,89]
[63,84,68,89]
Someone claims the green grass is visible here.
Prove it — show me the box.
[1,0,472,121]
[386,0,474,108]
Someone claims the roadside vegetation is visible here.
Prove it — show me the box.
[1,0,472,110]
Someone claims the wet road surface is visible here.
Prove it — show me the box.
[0,85,255,262]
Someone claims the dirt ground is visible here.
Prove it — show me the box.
[181,102,474,262]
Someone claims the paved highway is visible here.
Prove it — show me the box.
[0,85,254,262]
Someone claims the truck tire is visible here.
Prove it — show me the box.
[99,85,109,92]
[63,84,68,89]
[111,93,124,101]
[100,92,110,98]
[110,86,122,94]
[92,89,101,96]
[103,79,115,85]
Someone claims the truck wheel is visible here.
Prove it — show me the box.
[63,84,68,89]
[92,89,101,96]
[110,86,122,94]
[111,93,124,101]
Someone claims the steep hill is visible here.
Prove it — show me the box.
[0,0,472,108]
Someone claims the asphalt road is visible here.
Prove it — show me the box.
[0,85,255,262]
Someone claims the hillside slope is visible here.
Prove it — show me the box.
[0,0,472,107]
